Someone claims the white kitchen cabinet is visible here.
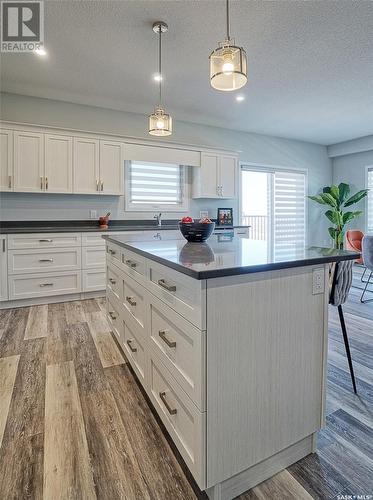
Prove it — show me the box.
[99,140,124,195]
[45,134,73,193]
[73,137,100,194]
[193,152,237,199]
[0,236,8,301]
[14,131,44,192]
[0,129,13,191]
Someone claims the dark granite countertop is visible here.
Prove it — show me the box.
[103,234,360,280]
[0,220,250,234]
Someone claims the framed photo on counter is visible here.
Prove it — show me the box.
[217,208,233,226]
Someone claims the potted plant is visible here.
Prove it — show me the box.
[308,183,368,249]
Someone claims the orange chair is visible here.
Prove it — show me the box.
[346,230,364,265]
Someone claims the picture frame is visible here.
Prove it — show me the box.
[217,208,233,226]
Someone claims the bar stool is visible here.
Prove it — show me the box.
[361,235,373,303]
[329,260,357,393]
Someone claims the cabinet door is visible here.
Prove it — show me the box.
[193,153,219,198]
[99,140,124,195]
[14,131,44,192]
[219,155,237,199]
[0,129,13,191]
[45,134,73,193]
[73,137,99,194]
[0,236,8,301]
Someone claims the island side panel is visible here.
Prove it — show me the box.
[206,265,328,488]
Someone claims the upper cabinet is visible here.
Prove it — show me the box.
[99,140,124,195]
[192,152,238,199]
[14,131,44,192]
[73,137,100,194]
[0,129,13,191]
[45,134,73,193]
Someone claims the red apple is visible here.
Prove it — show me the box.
[181,216,194,223]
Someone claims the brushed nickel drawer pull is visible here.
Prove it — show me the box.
[125,259,137,268]
[40,176,43,190]
[39,283,53,287]
[157,279,176,292]
[126,296,137,306]
[45,177,48,190]
[109,278,116,284]
[101,180,104,191]
[8,175,12,189]
[159,330,176,348]
[159,391,177,415]
[126,339,137,353]
[108,249,116,255]
[96,179,99,191]
[39,258,53,262]
[109,311,117,320]
[39,239,53,242]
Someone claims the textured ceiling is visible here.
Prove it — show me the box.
[1,0,373,145]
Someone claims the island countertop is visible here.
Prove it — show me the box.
[103,234,360,279]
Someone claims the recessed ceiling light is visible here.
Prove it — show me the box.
[34,47,47,56]
[236,95,245,102]
[153,73,163,82]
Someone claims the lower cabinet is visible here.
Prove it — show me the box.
[105,259,207,490]
[0,236,8,301]
[8,270,81,300]
[82,269,106,292]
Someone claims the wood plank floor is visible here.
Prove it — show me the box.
[0,266,372,499]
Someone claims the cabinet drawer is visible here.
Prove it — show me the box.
[8,233,81,249]
[8,271,81,299]
[123,320,146,386]
[82,246,105,269]
[83,269,105,292]
[81,232,106,247]
[107,263,122,301]
[106,241,122,267]
[149,295,205,411]
[122,272,146,335]
[146,260,205,329]
[121,247,145,279]
[106,292,123,342]
[8,247,81,275]
[149,354,205,488]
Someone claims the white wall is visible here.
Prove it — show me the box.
[331,140,373,232]
[0,93,333,245]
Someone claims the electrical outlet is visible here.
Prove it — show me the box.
[312,267,325,295]
[90,210,97,219]
[200,210,209,219]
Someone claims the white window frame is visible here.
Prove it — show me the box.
[124,160,189,212]
[365,165,373,233]
[239,162,308,246]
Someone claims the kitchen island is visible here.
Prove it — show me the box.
[103,235,359,499]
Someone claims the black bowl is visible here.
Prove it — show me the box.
[178,222,215,242]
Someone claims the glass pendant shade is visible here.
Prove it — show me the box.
[210,40,247,91]
[149,106,172,136]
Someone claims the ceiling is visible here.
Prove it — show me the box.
[1,0,373,145]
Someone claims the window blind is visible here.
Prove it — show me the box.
[367,168,373,233]
[274,170,306,257]
[129,161,183,206]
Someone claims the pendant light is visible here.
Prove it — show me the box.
[209,0,247,91]
[149,21,172,136]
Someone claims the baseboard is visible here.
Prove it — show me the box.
[0,290,105,309]
[205,434,315,500]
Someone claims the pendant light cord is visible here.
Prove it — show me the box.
[158,27,162,105]
[226,0,230,40]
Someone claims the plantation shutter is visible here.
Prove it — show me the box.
[129,161,183,206]
[367,168,373,233]
[274,170,306,258]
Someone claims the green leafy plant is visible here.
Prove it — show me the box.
[308,183,368,249]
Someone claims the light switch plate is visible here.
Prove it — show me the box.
[312,267,325,295]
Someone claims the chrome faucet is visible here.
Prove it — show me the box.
[154,212,162,227]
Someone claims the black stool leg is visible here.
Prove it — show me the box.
[338,305,357,394]
[360,271,373,303]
